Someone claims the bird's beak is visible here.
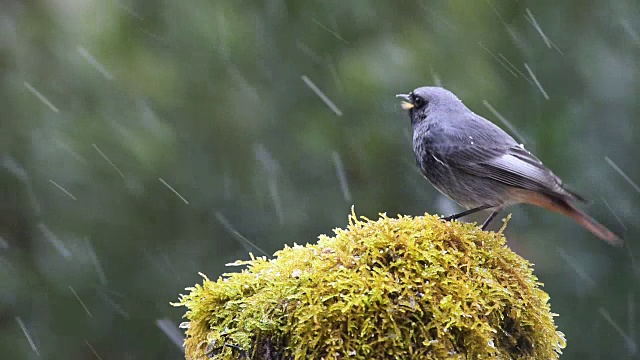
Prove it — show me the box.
[396,94,414,110]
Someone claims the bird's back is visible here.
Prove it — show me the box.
[413,108,578,208]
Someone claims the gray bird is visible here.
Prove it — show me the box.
[397,86,621,245]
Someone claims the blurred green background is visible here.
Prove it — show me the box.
[1,1,639,359]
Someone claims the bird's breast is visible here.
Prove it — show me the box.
[412,137,449,183]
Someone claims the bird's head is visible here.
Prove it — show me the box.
[396,86,465,125]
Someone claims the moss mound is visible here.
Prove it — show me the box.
[176,211,565,359]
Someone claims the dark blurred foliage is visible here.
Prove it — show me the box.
[1,1,639,359]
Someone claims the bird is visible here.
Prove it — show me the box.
[396,86,622,246]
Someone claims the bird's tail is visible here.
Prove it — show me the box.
[524,192,622,246]
[559,202,622,246]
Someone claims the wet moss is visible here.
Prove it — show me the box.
[175,210,565,359]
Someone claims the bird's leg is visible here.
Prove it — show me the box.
[441,204,493,221]
[481,210,501,230]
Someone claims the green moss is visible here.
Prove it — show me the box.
[175,210,565,359]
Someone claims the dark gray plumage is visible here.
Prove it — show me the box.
[397,86,621,245]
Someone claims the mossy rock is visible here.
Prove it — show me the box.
[175,211,565,359]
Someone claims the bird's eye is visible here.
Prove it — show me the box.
[413,96,426,108]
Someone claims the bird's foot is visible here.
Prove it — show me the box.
[440,214,456,222]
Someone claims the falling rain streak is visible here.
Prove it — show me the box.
[54,139,88,164]
[215,212,268,257]
[255,144,284,224]
[498,54,533,83]
[98,290,130,320]
[158,178,189,204]
[477,43,534,84]
[85,340,103,360]
[524,8,562,53]
[156,319,186,352]
[301,75,343,116]
[86,238,107,285]
[2,155,42,215]
[92,144,125,178]
[556,247,596,287]
[24,82,59,113]
[601,198,627,231]
[77,46,114,80]
[69,286,92,318]
[598,307,638,355]
[478,43,518,78]
[16,317,40,357]
[312,19,349,44]
[37,223,72,259]
[49,180,77,200]
[605,156,640,194]
[332,151,352,203]
[524,63,550,100]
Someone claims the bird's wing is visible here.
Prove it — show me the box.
[444,143,585,202]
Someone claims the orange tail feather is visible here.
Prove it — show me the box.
[560,203,622,246]
[518,191,623,246]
